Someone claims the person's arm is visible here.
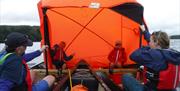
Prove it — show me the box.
[108,49,114,62]
[143,31,151,43]
[130,46,150,64]
[23,50,42,62]
[0,79,15,91]
[63,51,74,61]
[130,46,167,71]
[23,45,48,62]
[140,25,151,42]
[121,48,127,66]
[160,49,180,65]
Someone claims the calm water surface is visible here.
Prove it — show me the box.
[0,40,180,90]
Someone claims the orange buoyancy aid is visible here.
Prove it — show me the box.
[72,84,88,91]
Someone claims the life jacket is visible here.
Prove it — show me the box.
[0,52,12,64]
[53,48,64,61]
[0,52,32,91]
[22,60,32,91]
[108,48,127,66]
[157,63,179,89]
[145,63,180,90]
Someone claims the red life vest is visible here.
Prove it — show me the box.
[22,60,32,91]
[145,63,180,90]
[157,63,180,89]
[108,48,127,65]
[53,48,64,61]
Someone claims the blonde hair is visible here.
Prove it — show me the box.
[151,31,169,49]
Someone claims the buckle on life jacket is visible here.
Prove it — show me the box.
[146,71,158,78]
[146,71,154,77]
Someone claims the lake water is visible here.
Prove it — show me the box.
[0,40,180,64]
[0,39,180,67]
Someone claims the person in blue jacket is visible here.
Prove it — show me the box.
[0,32,55,91]
[122,25,180,91]
[23,45,49,84]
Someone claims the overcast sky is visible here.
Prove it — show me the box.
[0,0,179,35]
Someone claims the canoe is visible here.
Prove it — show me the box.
[52,60,123,91]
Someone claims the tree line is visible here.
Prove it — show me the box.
[0,25,179,43]
[0,25,41,43]
[170,35,180,39]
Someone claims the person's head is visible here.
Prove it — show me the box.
[149,31,169,49]
[5,32,33,56]
[59,41,66,49]
[115,40,122,49]
[53,44,59,50]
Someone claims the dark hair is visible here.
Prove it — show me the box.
[60,41,66,45]
[6,47,16,53]
[53,44,59,49]
[115,40,122,46]
[115,43,121,46]
[151,31,169,49]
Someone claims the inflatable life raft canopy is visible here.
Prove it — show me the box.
[37,0,148,69]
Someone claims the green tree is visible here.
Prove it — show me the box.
[0,25,41,43]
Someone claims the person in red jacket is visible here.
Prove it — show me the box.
[108,40,127,87]
[108,40,127,71]
[52,41,75,75]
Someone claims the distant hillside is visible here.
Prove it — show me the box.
[170,35,180,39]
[0,25,179,43]
[0,25,41,43]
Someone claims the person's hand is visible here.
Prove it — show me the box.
[40,45,49,52]
[140,24,146,32]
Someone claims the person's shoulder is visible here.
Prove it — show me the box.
[138,46,151,51]
[110,48,116,52]
[7,53,21,60]
[5,53,22,64]
[159,48,180,57]
[120,47,125,51]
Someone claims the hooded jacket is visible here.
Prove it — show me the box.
[130,46,180,72]
[130,46,180,90]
